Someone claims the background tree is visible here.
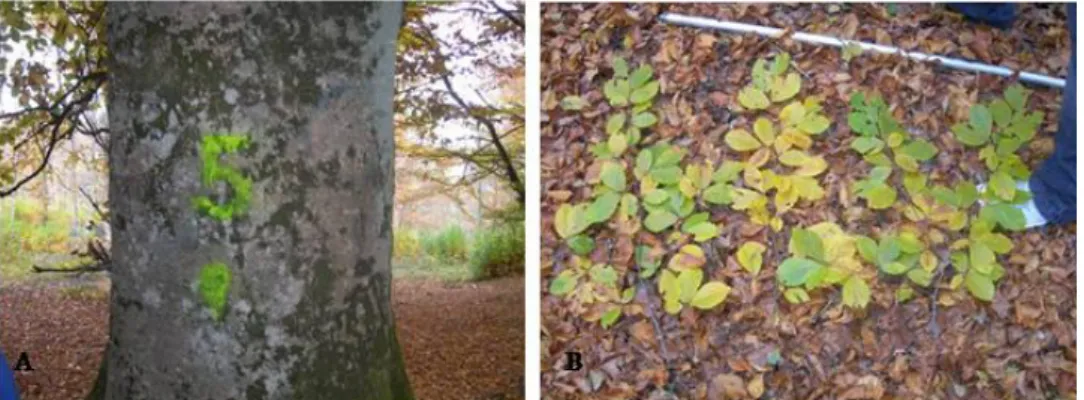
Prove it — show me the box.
[97,3,412,398]
[396,1,525,206]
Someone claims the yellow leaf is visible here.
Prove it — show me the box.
[754,117,776,144]
[920,250,938,272]
[725,129,762,151]
[690,281,731,309]
[736,241,766,275]
[791,176,825,200]
[668,244,707,271]
[679,177,698,199]
[744,166,765,192]
[770,216,783,231]
[778,149,807,166]
[659,269,677,295]
[778,129,812,150]
[747,148,772,168]
[748,375,765,398]
[731,188,764,210]
[775,184,799,213]
[794,155,828,176]
[895,153,919,172]
[677,269,703,303]
[949,274,964,290]
[770,72,801,102]
[887,132,905,147]
[738,86,770,110]
[779,101,806,126]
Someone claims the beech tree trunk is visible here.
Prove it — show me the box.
[98,3,411,399]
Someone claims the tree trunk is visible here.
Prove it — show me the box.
[99,3,411,399]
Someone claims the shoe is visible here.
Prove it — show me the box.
[976,180,1049,228]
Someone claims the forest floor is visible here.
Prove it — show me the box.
[542,3,1074,399]
[1,273,524,400]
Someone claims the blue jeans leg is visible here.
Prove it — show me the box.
[1029,4,1076,224]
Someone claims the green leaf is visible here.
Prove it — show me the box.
[677,269,703,304]
[738,86,770,110]
[554,203,590,238]
[869,166,893,182]
[952,122,989,147]
[630,81,659,104]
[632,111,657,128]
[713,161,743,183]
[1005,84,1028,112]
[850,137,884,154]
[955,181,979,207]
[969,104,993,136]
[841,276,870,309]
[989,170,1016,201]
[979,204,1026,231]
[600,306,621,328]
[586,192,621,224]
[789,228,825,263]
[603,79,628,107]
[590,265,619,286]
[629,64,653,87]
[650,165,683,184]
[549,270,577,295]
[798,115,831,135]
[778,257,821,287]
[906,268,933,287]
[770,52,791,75]
[990,99,1012,128]
[644,210,679,232]
[877,237,901,265]
[969,241,996,273]
[560,96,588,111]
[691,281,731,309]
[612,56,629,78]
[635,150,653,175]
[900,139,938,161]
[769,72,801,102]
[687,222,719,242]
[896,286,915,303]
[784,286,810,301]
[864,184,897,209]
[654,147,685,167]
[567,235,595,256]
[600,161,626,192]
[725,129,762,151]
[965,269,995,301]
[737,241,766,275]
[856,236,878,263]
[848,112,877,136]
[643,189,670,205]
[880,261,909,275]
[608,134,628,156]
[606,113,627,135]
[977,232,1013,254]
[702,183,732,205]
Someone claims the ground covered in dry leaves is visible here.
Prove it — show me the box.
[541,4,1074,399]
[2,275,524,400]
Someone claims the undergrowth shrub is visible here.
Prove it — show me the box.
[421,224,469,262]
[393,228,422,259]
[469,220,524,280]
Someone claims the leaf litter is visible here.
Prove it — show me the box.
[542,3,1074,398]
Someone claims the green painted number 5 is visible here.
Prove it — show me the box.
[193,134,252,221]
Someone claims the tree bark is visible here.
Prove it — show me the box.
[99,3,411,399]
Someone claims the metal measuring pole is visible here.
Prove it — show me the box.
[658,12,1067,89]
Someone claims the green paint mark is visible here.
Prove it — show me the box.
[199,262,232,321]
[194,133,252,221]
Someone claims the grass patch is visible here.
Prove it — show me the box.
[393,257,473,282]
[469,221,524,280]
